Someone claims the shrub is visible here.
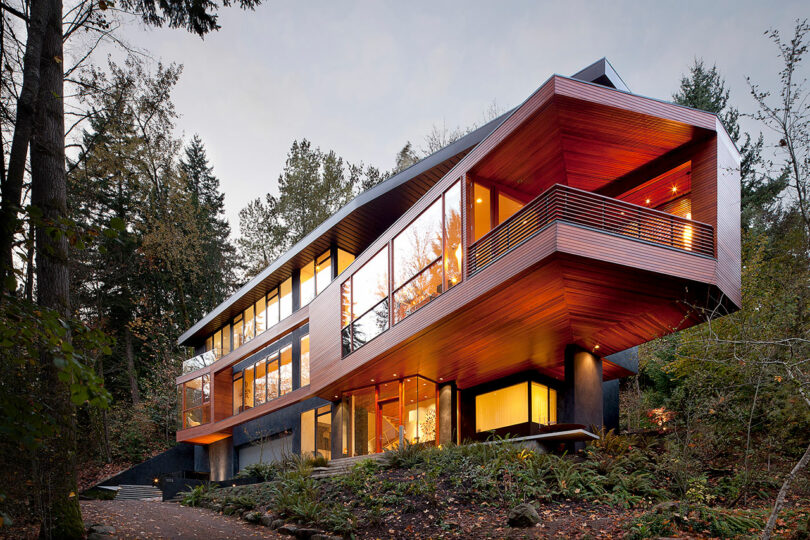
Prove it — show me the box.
[383,440,431,469]
[236,462,280,482]
[180,483,212,507]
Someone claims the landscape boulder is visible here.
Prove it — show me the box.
[507,502,540,528]
[243,511,262,523]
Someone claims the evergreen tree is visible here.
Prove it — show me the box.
[673,59,786,229]
[237,195,287,278]
[180,135,237,318]
[393,141,420,174]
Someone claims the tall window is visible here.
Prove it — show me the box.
[180,374,210,428]
[300,260,315,306]
[444,182,462,289]
[255,297,266,335]
[300,335,310,387]
[315,251,332,294]
[280,345,293,395]
[337,248,355,275]
[267,352,279,400]
[472,181,528,242]
[244,365,254,410]
[266,291,279,328]
[244,304,255,343]
[341,247,389,355]
[233,314,244,350]
[473,183,491,241]
[280,277,293,319]
[233,374,243,415]
[222,325,231,356]
[393,200,443,323]
[255,359,267,405]
[300,405,332,459]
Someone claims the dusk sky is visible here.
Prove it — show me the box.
[112,1,808,232]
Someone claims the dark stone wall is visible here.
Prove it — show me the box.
[602,379,620,432]
[97,443,199,487]
[561,346,603,428]
[193,445,209,473]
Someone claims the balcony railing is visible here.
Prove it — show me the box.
[182,350,216,374]
[468,184,714,276]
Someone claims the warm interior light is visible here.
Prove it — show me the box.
[672,186,677,193]
[645,199,651,204]
[392,373,397,377]
[370,378,375,382]
[455,244,462,269]
[594,344,600,350]
[476,198,483,204]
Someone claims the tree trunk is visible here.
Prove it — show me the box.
[0,0,48,284]
[125,326,140,404]
[29,0,84,535]
[762,440,810,540]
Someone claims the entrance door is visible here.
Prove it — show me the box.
[377,398,400,452]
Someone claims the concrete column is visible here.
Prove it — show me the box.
[438,382,456,446]
[561,345,603,429]
[208,437,234,481]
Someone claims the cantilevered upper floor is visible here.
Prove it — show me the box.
[175,59,741,444]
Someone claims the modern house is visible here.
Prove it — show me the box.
[175,59,741,481]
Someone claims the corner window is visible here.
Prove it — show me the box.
[300,335,310,387]
[341,247,389,354]
[180,374,211,429]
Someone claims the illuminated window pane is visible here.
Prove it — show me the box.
[255,360,266,406]
[300,335,310,387]
[267,356,279,400]
[549,388,557,424]
[351,299,388,349]
[498,192,524,224]
[222,324,231,355]
[444,181,462,289]
[266,291,279,327]
[301,409,315,457]
[233,376,243,415]
[316,406,331,459]
[475,382,529,432]
[473,183,491,241]
[255,298,266,335]
[337,249,354,275]
[244,305,255,342]
[185,377,203,408]
[352,246,388,318]
[393,259,442,323]
[244,365,254,410]
[394,199,442,289]
[300,260,315,306]
[280,345,292,396]
[404,377,436,444]
[280,278,293,318]
[531,382,549,425]
[341,280,352,328]
[205,335,213,353]
[214,330,222,359]
[316,251,332,294]
[346,387,376,456]
[233,314,243,350]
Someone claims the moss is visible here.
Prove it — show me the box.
[41,495,84,540]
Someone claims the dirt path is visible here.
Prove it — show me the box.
[81,500,284,539]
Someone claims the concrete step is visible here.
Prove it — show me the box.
[115,484,163,501]
[310,453,386,479]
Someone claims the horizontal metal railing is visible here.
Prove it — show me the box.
[468,184,714,276]
[182,350,216,374]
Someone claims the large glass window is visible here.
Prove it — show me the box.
[233,314,244,350]
[214,329,222,358]
[301,405,332,459]
[473,182,491,241]
[316,251,332,294]
[475,381,557,433]
[343,387,376,456]
[444,181,462,289]
[300,260,315,306]
[280,277,293,319]
[475,382,529,433]
[244,305,255,343]
[233,375,243,415]
[244,365,254,410]
[280,345,293,396]
[498,192,524,224]
[300,335,310,387]
[222,324,231,356]
[301,408,315,457]
[404,377,436,444]
[266,291,279,328]
[337,248,355,275]
[255,298,266,335]
[267,354,279,400]
[341,247,389,354]
[180,374,210,429]
[255,359,267,405]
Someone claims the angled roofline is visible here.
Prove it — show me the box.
[572,57,631,92]
[177,112,511,346]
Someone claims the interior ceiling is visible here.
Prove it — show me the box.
[469,94,707,198]
[317,253,717,398]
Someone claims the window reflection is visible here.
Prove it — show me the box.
[444,182,462,289]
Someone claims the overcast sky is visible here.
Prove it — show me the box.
[112,1,808,233]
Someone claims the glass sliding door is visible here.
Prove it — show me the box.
[378,399,400,452]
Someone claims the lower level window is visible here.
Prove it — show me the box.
[301,405,332,459]
[474,381,557,433]
[179,374,211,429]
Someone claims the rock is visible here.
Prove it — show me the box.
[260,513,276,527]
[210,503,223,513]
[243,511,262,523]
[89,525,116,535]
[271,519,285,530]
[223,504,237,515]
[278,524,298,536]
[507,502,540,528]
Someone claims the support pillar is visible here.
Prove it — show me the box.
[332,399,347,458]
[561,345,603,429]
[438,382,457,446]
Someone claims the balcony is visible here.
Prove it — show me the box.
[182,350,216,374]
[468,184,714,276]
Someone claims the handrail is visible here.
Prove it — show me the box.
[468,184,714,276]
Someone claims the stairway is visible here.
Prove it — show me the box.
[114,484,163,501]
[310,453,386,479]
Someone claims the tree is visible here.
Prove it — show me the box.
[237,194,286,278]
[673,59,785,229]
[392,141,420,174]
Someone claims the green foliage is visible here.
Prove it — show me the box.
[236,461,281,482]
[180,483,212,507]
[627,503,763,539]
